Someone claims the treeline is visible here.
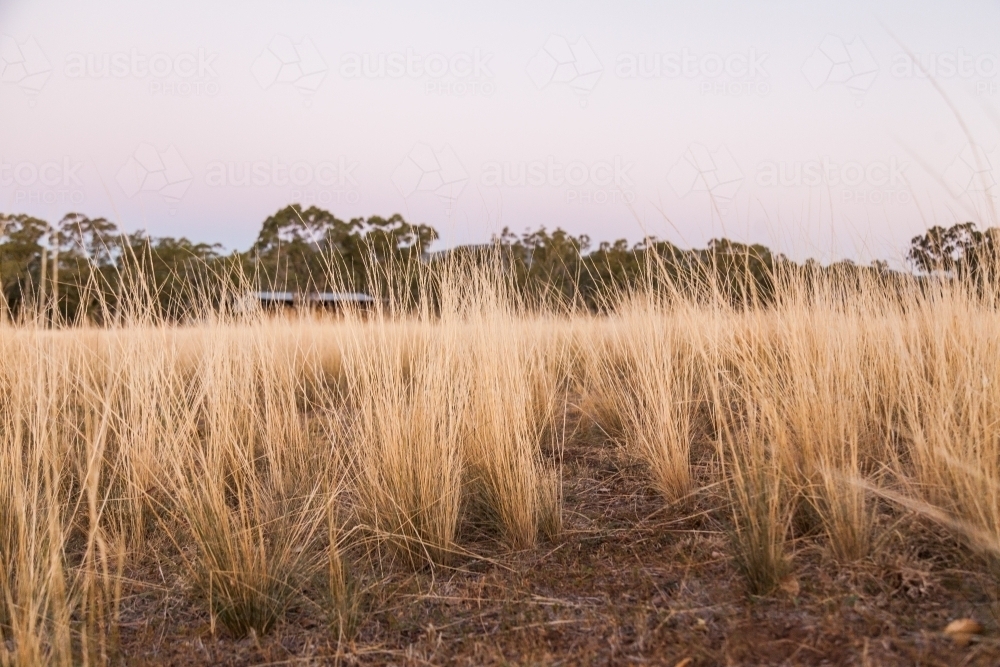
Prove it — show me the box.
[0,206,437,321]
[1,205,995,321]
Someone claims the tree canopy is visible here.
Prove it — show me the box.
[907,222,1000,281]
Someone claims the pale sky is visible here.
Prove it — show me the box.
[2,0,1000,265]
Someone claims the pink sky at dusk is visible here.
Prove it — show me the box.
[3,0,999,266]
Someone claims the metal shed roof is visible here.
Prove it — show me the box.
[253,291,374,303]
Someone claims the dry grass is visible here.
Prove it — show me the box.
[1,262,999,663]
[585,297,703,505]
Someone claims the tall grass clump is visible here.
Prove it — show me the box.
[704,315,792,596]
[159,323,333,638]
[590,295,701,504]
[888,280,1000,560]
[0,328,124,666]
[766,278,879,562]
[459,268,565,548]
[342,319,466,568]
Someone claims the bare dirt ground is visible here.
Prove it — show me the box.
[115,414,1000,666]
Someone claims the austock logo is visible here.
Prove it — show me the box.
[479,157,636,204]
[667,144,744,207]
[204,157,361,206]
[339,48,495,96]
[802,35,878,103]
[116,143,193,203]
[616,48,770,96]
[891,48,999,84]
[64,47,220,96]
[892,50,1000,97]
[944,144,998,198]
[1,157,85,205]
[755,156,912,205]
[251,35,327,95]
[0,35,52,97]
[527,35,602,104]
[392,143,468,212]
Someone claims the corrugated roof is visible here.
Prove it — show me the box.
[255,291,296,301]
[309,292,375,302]
[253,291,374,303]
